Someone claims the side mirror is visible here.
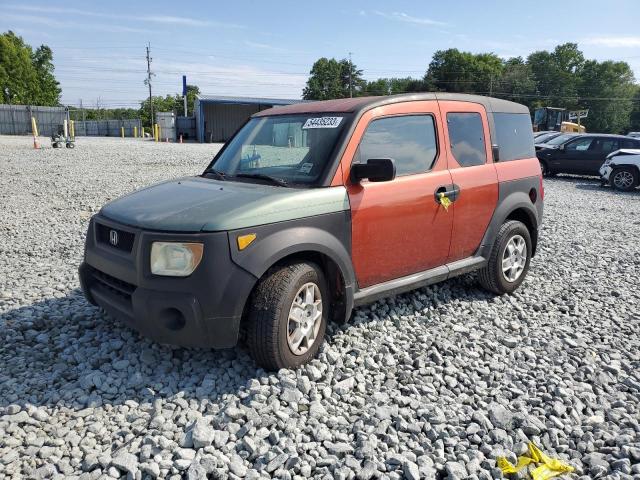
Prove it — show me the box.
[559,144,566,151]
[350,158,396,183]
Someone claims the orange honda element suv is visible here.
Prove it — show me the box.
[80,93,543,369]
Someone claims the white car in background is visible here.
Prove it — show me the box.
[600,149,640,191]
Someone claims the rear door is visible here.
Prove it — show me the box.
[342,101,454,288]
[438,101,498,262]
[585,138,619,175]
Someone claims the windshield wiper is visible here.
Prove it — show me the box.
[203,168,226,180]
[234,173,288,187]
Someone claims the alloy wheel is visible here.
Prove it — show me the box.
[287,282,322,355]
[502,235,527,282]
[613,170,634,190]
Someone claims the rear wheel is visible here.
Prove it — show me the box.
[478,220,532,294]
[611,167,638,192]
[246,262,327,370]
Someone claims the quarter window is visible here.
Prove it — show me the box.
[447,113,487,167]
[493,113,535,161]
[357,115,438,176]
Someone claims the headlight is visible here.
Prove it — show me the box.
[150,242,204,277]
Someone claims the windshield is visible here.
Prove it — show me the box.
[546,134,575,146]
[535,132,556,143]
[206,114,349,186]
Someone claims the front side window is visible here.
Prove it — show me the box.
[447,112,487,167]
[357,115,438,176]
[565,137,593,152]
[207,114,349,186]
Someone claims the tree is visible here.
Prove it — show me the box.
[0,31,60,105]
[303,57,365,100]
[629,88,640,132]
[364,77,425,96]
[527,43,584,109]
[424,49,503,94]
[578,60,636,134]
[497,57,537,107]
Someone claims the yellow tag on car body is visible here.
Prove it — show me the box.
[439,192,452,211]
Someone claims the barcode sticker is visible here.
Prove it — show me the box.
[302,117,343,129]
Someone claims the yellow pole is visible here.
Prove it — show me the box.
[31,116,39,137]
[141,126,145,138]
[134,126,137,138]
[70,120,75,139]
[121,127,125,138]
[31,116,40,149]
[154,124,158,142]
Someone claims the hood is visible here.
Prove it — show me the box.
[99,176,349,232]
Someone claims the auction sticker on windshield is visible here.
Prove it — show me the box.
[302,117,343,129]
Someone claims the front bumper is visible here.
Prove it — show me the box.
[79,216,258,349]
[599,165,613,182]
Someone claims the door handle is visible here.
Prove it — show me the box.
[434,185,460,203]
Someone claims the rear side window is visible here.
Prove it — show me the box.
[446,113,486,167]
[622,138,640,149]
[590,138,619,153]
[358,115,438,176]
[493,113,535,161]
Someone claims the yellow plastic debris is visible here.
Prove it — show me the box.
[439,192,452,211]
[497,442,574,480]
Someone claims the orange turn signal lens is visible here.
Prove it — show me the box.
[237,233,256,251]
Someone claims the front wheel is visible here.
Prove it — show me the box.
[610,167,638,192]
[478,220,532,294]
[246,262,327,370]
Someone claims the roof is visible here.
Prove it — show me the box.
[254,93,530,117]
[196,95,302,106]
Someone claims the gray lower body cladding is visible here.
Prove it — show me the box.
[79,216,257,349]
[79,211,353,349]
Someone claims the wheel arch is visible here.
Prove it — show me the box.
[478,184,540,259]
[229,217,356,324]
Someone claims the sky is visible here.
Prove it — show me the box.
[1,0,640,108]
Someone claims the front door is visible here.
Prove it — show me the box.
[552,136,593,174]
[342,101,454,288]
[437,101,499,262]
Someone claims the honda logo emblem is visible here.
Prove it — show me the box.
[109,229,119,246]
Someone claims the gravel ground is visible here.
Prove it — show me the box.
[1,135,639,480]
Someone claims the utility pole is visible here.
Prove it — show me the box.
[348,52,353,98]
[489,75,493,97]
[146,42,154,128]
[80,99,85,122]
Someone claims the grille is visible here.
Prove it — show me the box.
[96,223,135,252]
[91,268,136,302]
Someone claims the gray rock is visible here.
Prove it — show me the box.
[111,452,138,475]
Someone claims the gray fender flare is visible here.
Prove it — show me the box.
[478,190,540,258]
[228,222,356,319]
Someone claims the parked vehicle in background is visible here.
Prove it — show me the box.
[537,134,640,177]
[535,133,577,152]
[79,93,543,370]
[628,132,640,138]
[600,149,640,191]
[534,132,564,147]
[534,131,555,138]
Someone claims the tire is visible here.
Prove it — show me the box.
[539,160,550,177]
[478,220,532,295]
[66,142,75,149]
[246,262,328,370]
[52,142,60,149]
[610,167,639,192]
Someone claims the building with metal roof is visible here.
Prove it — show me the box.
[194,95,303,143]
